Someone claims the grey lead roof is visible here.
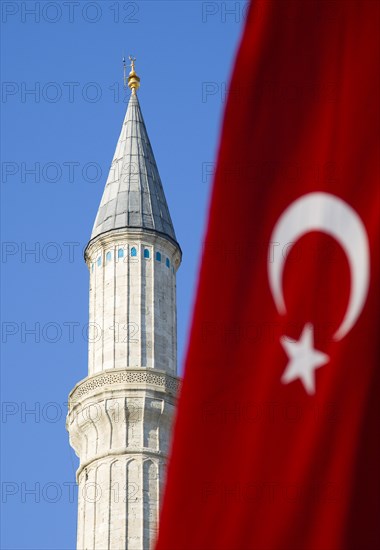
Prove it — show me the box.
[91,92,176,242]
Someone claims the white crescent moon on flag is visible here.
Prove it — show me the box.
[268,192,370,341]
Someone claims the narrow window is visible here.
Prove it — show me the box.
[156,251,161,262]
[106,251,112,264]
[144,249,150,259]
[118,248,124,259]
[97,256,101,267]
[166,258,170,268]
[131,247,137,257]
[91,263,94,273]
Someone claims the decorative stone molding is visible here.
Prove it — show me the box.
[69,368,181,405]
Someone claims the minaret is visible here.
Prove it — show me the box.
[67,58,181,550]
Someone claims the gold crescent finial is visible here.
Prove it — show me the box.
[129,55,136,71]
[127,55,140,94]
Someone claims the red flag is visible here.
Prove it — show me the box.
[157,1,380,549]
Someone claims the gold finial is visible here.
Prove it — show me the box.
[127,55,140,94]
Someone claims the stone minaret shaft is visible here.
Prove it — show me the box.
[67,62,181,550]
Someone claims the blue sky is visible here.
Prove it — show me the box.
[1,1,245,548]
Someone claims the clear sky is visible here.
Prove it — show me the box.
[1,1,245,548]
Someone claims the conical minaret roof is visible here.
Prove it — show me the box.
[90,71,176,244]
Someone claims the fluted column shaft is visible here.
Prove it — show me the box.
[67,371,179,549]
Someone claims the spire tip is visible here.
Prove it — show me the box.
[127,55,140,94]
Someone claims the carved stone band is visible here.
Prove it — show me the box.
[69,368,181,406]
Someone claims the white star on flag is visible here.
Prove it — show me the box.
[280,323,329,395]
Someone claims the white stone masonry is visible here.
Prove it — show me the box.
[67,87,181,549]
